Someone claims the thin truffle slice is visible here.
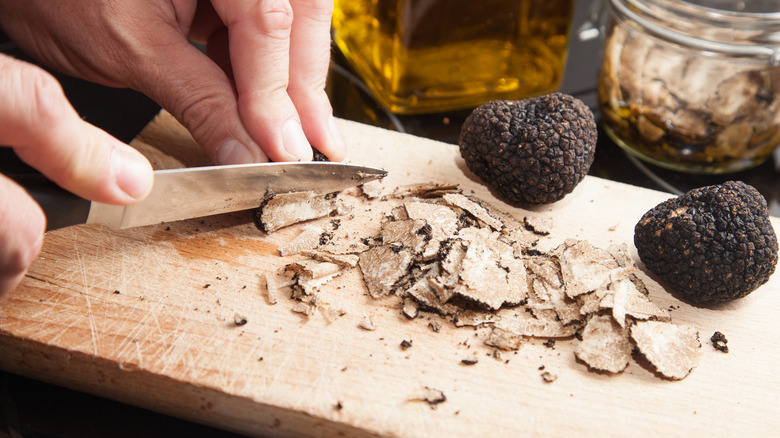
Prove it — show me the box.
[358,245,415,298]
[485,327,525,351]
[630,320,702,380]
[575,315,632,373]
[255,191,340,233]
[557,240,626,298]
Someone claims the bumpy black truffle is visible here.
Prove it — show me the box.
[458,93,597,205]
[634,181,778,305]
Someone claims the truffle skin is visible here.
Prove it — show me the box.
[458,93,597,205]
[634,181,778,305]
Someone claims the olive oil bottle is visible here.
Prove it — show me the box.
[332,0,575,114]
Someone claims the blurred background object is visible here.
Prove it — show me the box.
[599,0,780,174]
[332,0,575,114]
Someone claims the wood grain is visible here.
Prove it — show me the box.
[1,112,778,437]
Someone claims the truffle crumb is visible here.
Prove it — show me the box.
[484,327,524,351]
[411,387,447,409]
[400,340,413,350]
[358,316,376,331]
[711,331,729,353]
[461,355,479,365]
[233,313,248,326]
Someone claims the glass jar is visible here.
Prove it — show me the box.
[332,0,575,115]
[598,0,780,174]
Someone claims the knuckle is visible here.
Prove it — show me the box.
[177,89,235,148]
[255,0,294,40]
[28,68,69,129]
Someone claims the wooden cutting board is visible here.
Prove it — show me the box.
[1,112,778,437]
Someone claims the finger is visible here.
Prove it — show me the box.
[212,0,314,162]
[288,0,346,161]
[0,54,153,205]
[121,26,272,165]
[0,174,46,297]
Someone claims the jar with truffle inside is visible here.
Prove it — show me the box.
[598,0,780,174]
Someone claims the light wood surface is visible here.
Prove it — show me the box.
[1,112,778,437]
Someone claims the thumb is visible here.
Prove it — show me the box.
[0,174,45,297]
[0,54,153,205]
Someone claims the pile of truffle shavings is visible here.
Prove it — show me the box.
[258,182,703,381]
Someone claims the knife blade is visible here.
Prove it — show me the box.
[14,162,387,231]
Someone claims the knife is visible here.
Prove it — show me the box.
[12,162,387,231]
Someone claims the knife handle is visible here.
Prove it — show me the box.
[11,174,91,231]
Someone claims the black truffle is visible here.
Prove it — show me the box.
[458,93,597,205]
[634,181,778,305]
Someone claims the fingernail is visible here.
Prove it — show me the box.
[217,139,255,165]
[329,115,347,161]
[283,119,313,161]
[112,145,153,200]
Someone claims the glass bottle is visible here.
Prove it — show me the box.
[332,0,575,114]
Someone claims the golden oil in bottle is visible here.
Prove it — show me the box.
[332,0,575,114]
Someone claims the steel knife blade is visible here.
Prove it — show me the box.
[16,162,387,230]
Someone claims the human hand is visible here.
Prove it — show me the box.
[0,53,153,296]
[0,0,346,165]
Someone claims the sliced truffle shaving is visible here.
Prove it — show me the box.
[574,315,632,373]
[442,193,504,231]
[358,245,415,298]
[532,277,581,325]
[577,289,610,316]
[630,320,702,380]
[404,201,459,236]
[285,260,342,296]
[557,240,625,297]
[452,309,498,327]
[392,183,460,198]
[318,241,371,255]
[524,216,553,235]
[291,300,317,316]
[527,256,563,288]
[359,179,385,199]
[404,201,460,258]
[390,205,409,220]
[255,191,339,233]
[402,297,420,319]
[504,227,540,254]
[300,250,359,268]
[380,219,429,255]
[601,275,670,326]
[607,243,636,269]
[286,260,342,280]
[484,327,525,351]
[427,276,456,303]
[454,239,521,310]
[278,224,325,256]
[495,309,580,338]
[406,278,460,315]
